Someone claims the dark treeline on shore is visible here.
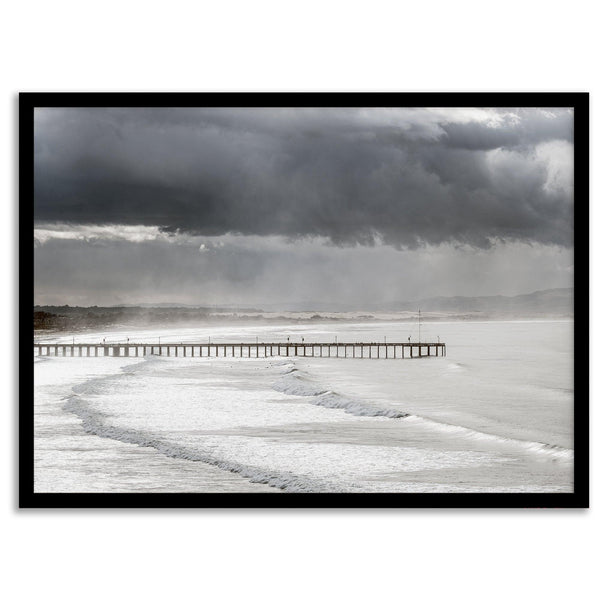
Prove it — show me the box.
[34,305,260,331]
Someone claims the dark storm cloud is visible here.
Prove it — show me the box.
[34,107,574,249]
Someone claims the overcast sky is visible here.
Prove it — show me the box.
[33,106,574,308]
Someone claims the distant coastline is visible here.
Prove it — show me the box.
[33,287,574,332]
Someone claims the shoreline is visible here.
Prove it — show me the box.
[33,314,575,339]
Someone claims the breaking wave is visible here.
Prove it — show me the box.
[273,366,573,460]
[273,370,408,418]
[311,393,409,419]
[402,415,574,460]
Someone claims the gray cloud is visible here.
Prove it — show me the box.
[34,107,574,249]
[33,234,574,307]
[439,109,573,150]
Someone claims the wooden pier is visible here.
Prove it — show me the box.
[33,341,446,359]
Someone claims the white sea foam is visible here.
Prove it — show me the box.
[63,394,339,493]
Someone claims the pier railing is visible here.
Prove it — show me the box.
[33,341,446,359]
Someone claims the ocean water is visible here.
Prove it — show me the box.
[33,320,574,493]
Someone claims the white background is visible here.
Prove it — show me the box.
[2,1,596,598]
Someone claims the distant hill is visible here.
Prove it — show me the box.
[255,288,574,316]
[377,288,574,317]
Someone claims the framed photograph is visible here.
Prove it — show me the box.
[21,92,588,508]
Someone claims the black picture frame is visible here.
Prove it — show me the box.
[20,92,589,509]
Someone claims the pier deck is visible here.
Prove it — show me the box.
[33,341,446,359]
